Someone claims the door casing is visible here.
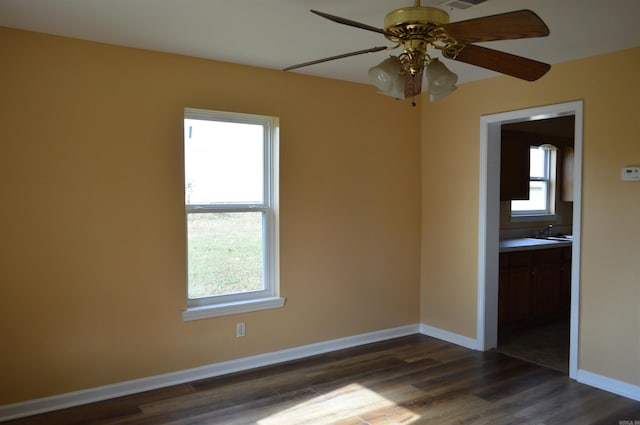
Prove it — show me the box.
[476,100,583,379]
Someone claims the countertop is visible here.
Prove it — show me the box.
[499,237,572,253]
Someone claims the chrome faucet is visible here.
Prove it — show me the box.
[537,224,553,238]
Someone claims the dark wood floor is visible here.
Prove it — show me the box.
[5,334,640,424]
[498,320,570,373]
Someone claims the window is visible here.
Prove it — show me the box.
[182,108,283,321]
[511,145,557,216]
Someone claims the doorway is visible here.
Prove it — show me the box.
[476,101,583,379]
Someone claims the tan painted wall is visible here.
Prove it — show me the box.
[0,27,421,404]
[420,47,640,386]
[2,24,638,405]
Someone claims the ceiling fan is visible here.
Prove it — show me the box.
[283,1,550,102]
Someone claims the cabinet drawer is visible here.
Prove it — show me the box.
[508,251,533,267]
[533,248,563,265]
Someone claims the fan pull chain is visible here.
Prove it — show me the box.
[411,74,417,107]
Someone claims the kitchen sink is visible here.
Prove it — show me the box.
[540,235,573,241]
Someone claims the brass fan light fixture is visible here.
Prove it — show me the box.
[284,0,550,103]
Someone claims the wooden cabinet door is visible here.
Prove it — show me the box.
[559,247,572,315]
[501,251,533,324]
[507,265,533,323]
[532,263,561,321]
[498,253,509,325]
[532,248,564,322]
[561,146,574,202]
[500,131,530,201]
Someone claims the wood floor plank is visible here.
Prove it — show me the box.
[593,401,640,425]
[4,335,639,425]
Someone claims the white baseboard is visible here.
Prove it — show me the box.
[577,370,640,402]
[0,324,419,422]
[417,324,640,402]
[419,323,480,350]
[5,324,638,422]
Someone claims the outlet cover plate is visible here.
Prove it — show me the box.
[622,166,640,181]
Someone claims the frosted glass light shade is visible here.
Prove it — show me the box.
[368,58,405,99]
[426,59,458,96]
[430,85,457,102]
[368,58,400,91]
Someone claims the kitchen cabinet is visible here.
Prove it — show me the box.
[561,146,574,202]
[532,249,563,322]
[499,251,532,324]
[500,131,530,201]
[499,247,571,326]
[560,247,572,312]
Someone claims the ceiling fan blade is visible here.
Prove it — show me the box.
[441,10,549,43]
[447,44,550,81]
[310,10,394,37]
[404,72,423,99]
[283,46,388,71]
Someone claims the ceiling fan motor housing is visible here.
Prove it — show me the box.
[383,6,450,31]
[383,6,451,75]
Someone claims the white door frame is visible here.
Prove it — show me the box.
[476,100,583,379]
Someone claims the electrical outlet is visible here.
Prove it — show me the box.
[236,322,245,338]
[621,166,640,181]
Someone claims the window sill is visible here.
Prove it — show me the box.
[182,297,286,321]
[510,214,560,223]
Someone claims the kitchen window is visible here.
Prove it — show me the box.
[182,108,283,321]
[511,145,557,217]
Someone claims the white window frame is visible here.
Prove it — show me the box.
[511,145,557,219]
[182,108,284,321]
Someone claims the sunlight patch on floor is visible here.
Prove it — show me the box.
[257,383,421,424]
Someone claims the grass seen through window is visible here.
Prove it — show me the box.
[187,212,263,299]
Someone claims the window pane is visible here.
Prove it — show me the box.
[511,181,548,212]
[185,119,263,205]
[187,212,264,298]
[529,147,546,178]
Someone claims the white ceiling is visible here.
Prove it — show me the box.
[1,0,640,86]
